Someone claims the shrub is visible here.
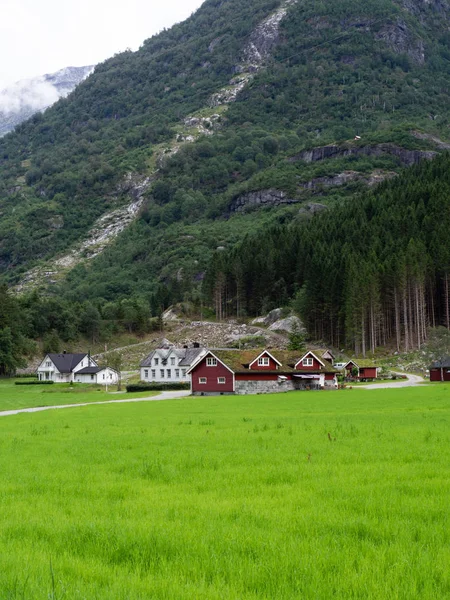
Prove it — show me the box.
[126,382,190,392]
[15,380,54,386]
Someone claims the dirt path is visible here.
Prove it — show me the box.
[361,373,425,389]
[0,390,192,418]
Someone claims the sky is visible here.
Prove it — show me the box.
[0,0,205,88]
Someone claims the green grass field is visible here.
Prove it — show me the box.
[0,385,448,599]
[0,379,156,412]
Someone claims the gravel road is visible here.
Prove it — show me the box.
[0,390,192,418]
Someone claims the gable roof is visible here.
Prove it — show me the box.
[187,350,236,375]
[141,347,205,368]
[430,358,450,369]
[295,350,326,368]
[46,353,88,373]
[344,359,379,369]
[188,348,337,374]
[249,350,282,368]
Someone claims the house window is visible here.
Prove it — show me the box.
[154,358,159,366]
[206,357,217,367]
[91,374,95,381]
[151,369,156,378]
[175,369,180,378]
[171,357,175,365]
[144,369,149,378]
[218,377,226,384]
[258,357,270,366]
[102,374,105,380]
[160,369,164,378]
[46,361,51,367]
[167,369,171,378]
[182,369,186,377]
[199,377,207,384]
[303,357,313,367]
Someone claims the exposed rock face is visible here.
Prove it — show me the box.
[298,202,328,215]
[375,19,425,64]
[297,170,397,191]
[15,173,153,293]
[269,316,305,333]
[230,189,298,212]
[209,0,298,107]
[290,144,437,165]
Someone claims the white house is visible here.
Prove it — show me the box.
[37,352,119,385]
[140,344,206,384]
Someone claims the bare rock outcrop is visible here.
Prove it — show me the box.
[290,144,437,166]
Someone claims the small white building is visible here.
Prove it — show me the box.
[74,366,119,385]
[37,352,119,385]
[140,345,206,384]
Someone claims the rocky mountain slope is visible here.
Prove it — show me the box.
[2,0,450,304]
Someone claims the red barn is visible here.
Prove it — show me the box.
[188,349,338,395]
[429,359,450,382]
[343,359,379,380]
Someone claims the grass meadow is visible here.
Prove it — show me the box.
[0,380,156,412]
[0,385,448,599]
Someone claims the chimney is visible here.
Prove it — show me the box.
[193,342,200,348]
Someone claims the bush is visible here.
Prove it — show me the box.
[126,382,190,392]
[15,380,54,386]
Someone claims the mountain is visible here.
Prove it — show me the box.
[1,0,450,350]
[0,65,94,137]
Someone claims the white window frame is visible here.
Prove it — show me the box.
[206,357,217,367]
[182,369,186,377]
[171,357,175,366]
[154,358,159,366]
[258,357,270,366]
[217,377,226,384]
[303,357,314,367]
[160,369,164,378]
[175,369,180,378]
[167,369,171,378]
[151,369,156,378]
[199,377,207,384]
[144,369,148,378]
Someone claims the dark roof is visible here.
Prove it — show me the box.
[140,347,204,367]
[47,353,87,373]
[76,367,102,374]
[178,347,205,366]
[430,358,450,368]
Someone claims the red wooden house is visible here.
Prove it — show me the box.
[429,358,450,382]
[343,359,379,379]
[188,348,338,395]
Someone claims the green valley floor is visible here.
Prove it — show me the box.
[0,385,448,599]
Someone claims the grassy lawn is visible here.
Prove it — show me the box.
[0,379,157,412]
[0,386,448,599]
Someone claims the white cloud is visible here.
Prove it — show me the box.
[0,0,205,87]
[0,78,60,115]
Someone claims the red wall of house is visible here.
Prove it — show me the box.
[430,368,450,382]
[249,354,279,370]
[359,367,378,378]
[235,373,285,381]
[191,359,234,393]
[295,354,323,370]
[324,373,336,381]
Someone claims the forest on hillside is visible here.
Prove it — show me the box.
[204,154,450,354]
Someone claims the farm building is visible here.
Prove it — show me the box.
[188,348,338,395]
[429,358,450,382]
[343,359,379,379]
